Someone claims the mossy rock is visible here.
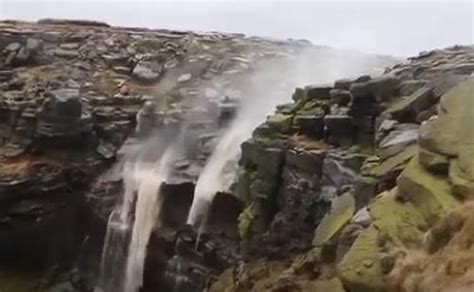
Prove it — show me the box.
[418,146,449,173]
[240,140,284,176]
[370,189,426,246]
[236,169,251,202]
[266,113,293,133]
[304,277,345,292]
[419,78,474,157]
[209,269,236,292]
[296,100,326,116]
[313,193,355,246]
[367,144,417,179]
[337,225,387,292]
[249,178,277,199]
[276,98,306,114]
[238,203,257,239]
[397,155,460,224]
[292,87,307,102]
[449,158,474,198]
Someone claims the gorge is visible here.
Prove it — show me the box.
[0,19,473,292]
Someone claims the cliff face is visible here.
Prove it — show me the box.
[2,18,471,292]
[0,19,400,291]
[211,45,474,291]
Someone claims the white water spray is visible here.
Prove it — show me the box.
[123,148,175,292]
[186,47,393,229]
[186,117,255,227]
[98,160,140,292]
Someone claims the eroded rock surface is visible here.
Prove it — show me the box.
[211,45,474,291]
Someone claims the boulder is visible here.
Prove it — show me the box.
[385,86,436,123]
[36,88,91,138]
[397,155,460,222]
[370,189,426,246]
[377,124,419,158]
[367,144,417,180]
[350,75,400,102]
[266,113,293,134]
[334,75,371,90]
[313,192,355,246]
[291,87,306,101]
[399,79,429,96]
[353,175,378,210]
[418,147,449,173]
[293,115,325,137]
[323,115,354,145]
[419,78,474,157]
[329,89,352,106]
[285,149,324,175]
[337,225,386,292]
[304,84,332,100]
[132,60,163,82]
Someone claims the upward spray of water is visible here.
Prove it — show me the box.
[187,117,255,227]
[186,47,394,229]
[123,148,175,292]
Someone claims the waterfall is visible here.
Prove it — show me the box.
[98,161,139,291]
[123,148,174,292]
[186,118,255,228]
[185,48,372,230]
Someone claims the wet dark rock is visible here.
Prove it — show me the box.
[323,115,354,146]
[329,89,352,106]
[294,115,325,138]
[350,75,400,102]
[305,85,332,100]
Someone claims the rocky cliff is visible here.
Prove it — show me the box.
[1,18,471,292]
[210,45,474,291]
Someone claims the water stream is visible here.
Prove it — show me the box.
[124,148,174,292]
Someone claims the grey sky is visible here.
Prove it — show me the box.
[1,0,472,56]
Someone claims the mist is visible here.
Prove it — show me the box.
[186,46,396,228]
[1,0,473,56]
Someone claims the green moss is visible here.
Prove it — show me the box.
[418,147,449,173]
[449,158,474,198]
[419,78,474,157]
[398,155,460,223]
[305,278,345,292]
[266,113,293,133]
[313,193,355,246]
[370,189,426,246]
[337,225,386,292]
[238,204,257,240]
[367,145,417,178]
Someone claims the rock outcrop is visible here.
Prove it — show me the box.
[2,18,472,292]
[211,45,474,291]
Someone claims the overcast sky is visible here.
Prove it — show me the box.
[1,0,473,57]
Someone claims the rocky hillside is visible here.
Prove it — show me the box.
[2,18,471,292]
[210,45,474,291]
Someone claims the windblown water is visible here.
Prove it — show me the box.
[124,148,174,292]
[99,144,175,292]
[186,49,386,230]
[98,160,138,291]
